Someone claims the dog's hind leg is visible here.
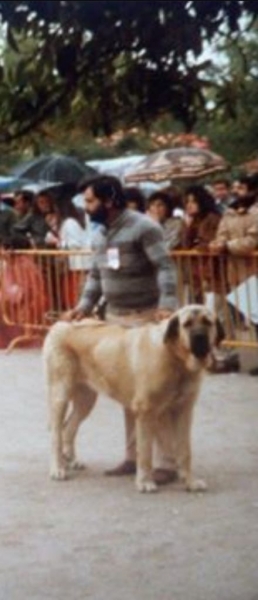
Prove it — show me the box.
[62,384,97,470]
[135,413,157,493]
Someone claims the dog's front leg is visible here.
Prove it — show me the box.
[175,403,207,492]
[50,389,69,481]
[135,413,157,493]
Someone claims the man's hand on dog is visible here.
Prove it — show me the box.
[61,307,89,321]
[154,309,173,322]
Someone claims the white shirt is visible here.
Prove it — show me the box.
[59,218,92,270]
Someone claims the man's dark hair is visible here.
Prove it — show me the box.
[79,175,126,208]
[15,189,35,205]
[185,185,220,216]
[147,191,172,216]
[213,178,231,188]
[123,186,146,212]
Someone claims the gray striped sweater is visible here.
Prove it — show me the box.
[77,209,178,315]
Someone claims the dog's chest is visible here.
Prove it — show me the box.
[150,368,200,413]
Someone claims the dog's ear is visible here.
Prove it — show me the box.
[215,318,225,346]
[163,315,179,344]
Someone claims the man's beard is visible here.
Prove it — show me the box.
[87,205,108,225]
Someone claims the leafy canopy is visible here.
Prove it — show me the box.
[0,1,258,143]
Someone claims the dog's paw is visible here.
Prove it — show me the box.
[50,465,68,481]
[186,478,208,493]
[68,459,87,471]
[63,453,86,471]
[136,478,158,493]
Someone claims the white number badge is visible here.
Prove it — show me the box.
[106,247,120,269]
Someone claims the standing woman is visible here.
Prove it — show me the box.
[146,190,185,251]
[48,195,91,309]
[183,185,222,303]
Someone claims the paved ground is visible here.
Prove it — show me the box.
[0,348,258,600]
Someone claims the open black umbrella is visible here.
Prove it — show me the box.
[0,174,34,192]
[10,153,97,185]
[125,147,229,183]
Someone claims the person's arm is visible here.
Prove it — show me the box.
[62,263,102,320]
[141,220,178,312]
[164,218,185,250]
[209,215,229,252]
[14,214,51,248]
[210,214,258,254]
[197,213,221,249]
[226,220,258,254]
[75,259,102,314]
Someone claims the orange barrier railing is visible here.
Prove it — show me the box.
[0,249,91,351]
[1,248,258,351]
[170,249,258,348]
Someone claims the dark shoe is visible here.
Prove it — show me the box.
[152,468,178,485]
[249,367,258,376]
[208,355,240,374]
[208,362,227,374]
[104,460,136,476]
[224,353,240,372]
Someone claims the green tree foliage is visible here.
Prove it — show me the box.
[196,15,258,164]
[0,1,258,146]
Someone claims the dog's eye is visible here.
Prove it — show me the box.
[184,319,193,328]
[202,317,212,327]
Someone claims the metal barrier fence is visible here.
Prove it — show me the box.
[0,248,258,351]
[169,249,258,349]
[0,249,91,351]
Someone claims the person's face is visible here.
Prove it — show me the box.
[148,199,168,223]
[231,180,241,196]
[36,194,52,214]
[84,186,108,224]
[236,182,249,197]
[185,194,200,216]
[126,200,140,212]
[14,194,29,216]
[213,183,229,202]
[45,212,59,232]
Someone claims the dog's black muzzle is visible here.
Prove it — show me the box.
[190,330,210,359]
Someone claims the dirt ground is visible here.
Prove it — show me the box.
[0,348,258,600]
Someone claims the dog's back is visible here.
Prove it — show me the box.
[43,319,136,402]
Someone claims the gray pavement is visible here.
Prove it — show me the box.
[0,348,258,600]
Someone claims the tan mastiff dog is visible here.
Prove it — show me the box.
[43,304,224,493]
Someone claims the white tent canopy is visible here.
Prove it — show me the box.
[87,156,166,196]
